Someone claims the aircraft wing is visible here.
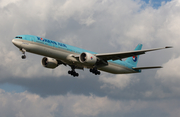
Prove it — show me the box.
[95,46,172,61]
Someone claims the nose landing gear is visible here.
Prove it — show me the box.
[20,48,26,59]
[21,55,26,59]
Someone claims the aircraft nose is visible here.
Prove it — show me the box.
[12,39,16,44]
[12,39,21,47]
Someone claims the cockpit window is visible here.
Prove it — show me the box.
[15,36,22,39]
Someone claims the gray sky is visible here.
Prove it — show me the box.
[0,0,180,117]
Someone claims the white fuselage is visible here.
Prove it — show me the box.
[12,39,138,74]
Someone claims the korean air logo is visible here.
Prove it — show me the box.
[91,57,93,60]
[40,38,44,41]
[132,56,137,62]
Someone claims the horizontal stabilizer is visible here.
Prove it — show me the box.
[132,66,162,70]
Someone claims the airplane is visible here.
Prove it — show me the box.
[12,35,172,77]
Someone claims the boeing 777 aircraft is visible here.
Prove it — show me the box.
[12,35,172,77]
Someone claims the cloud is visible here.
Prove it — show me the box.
[155,56,180,99]
[1,89,180,117]
[0,0,21,8]
[99,74,137,89]
[157,56,180,79]
[0,90,122,117]
[1,0,180,116]
[0,0,177,95]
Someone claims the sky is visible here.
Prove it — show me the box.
[143,0,171,8]
[1,0,180,117]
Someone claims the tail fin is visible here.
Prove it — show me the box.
[125,44,143,67]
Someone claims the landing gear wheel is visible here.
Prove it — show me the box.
[90,68,101,75]
[70,72,79,77]
[68,67,79,77]
[97,71,100,75]
[21,55,26,59]
[72,72,79,77]
[75,73,79,77]
[68,71,71,74]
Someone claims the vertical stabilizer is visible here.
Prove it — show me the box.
[125,44,143,67]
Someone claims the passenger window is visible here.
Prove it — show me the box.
[15,36,22,39]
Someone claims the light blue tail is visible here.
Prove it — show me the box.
[125,44,143,67]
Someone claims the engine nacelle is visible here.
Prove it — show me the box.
[79,52,97,65]
[41,57,58,69]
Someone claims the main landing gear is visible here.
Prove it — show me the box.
[20,48,26,59]
[68,66,79,77]
[90,68,101,75]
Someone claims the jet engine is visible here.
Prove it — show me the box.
[79,52,97,65]
[41,57,59,69]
